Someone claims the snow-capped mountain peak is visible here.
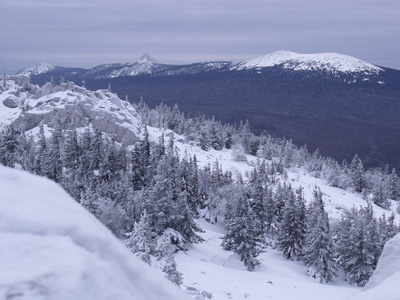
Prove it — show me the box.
[108,54,159,78]
[136,53,158,64]
[235,50,383,75]
[17,63,55,76]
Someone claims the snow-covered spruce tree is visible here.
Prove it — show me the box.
[276,185,306,261]
[125,210,154,265]
[144,150,203,243]
[247,166,268,236]
[371,178,391,209]
[0,125,21,168]
[221,186,263,271]
[387,168,400,201]
[42,120,63,183]
[162,255,183,286]
[130,125,151,190]
[33,124,47,175]
[350,154,366,193]
[335,205,376,286]
[303,187,337,283]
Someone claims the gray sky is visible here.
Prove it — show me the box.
[1,0,399,73]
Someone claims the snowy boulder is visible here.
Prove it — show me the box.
[349,233,400,300]
[0,166,188,300]
[2,96,18,108]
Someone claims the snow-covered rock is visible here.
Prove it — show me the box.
[18,63,55,76]
[234,50,383,75]
[0,165,189,300]
[349,233,400,300]
[0,75,142,145]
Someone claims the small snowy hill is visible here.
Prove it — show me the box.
[17,63,55,76]
[233,50,383,75]
[0,165,189,300]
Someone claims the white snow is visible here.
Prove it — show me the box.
[234,50,383,75]
[0,165,189,300]
[176,219,359,300]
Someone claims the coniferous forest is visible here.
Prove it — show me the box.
[1,94,399,286]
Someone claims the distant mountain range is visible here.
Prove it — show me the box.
[18,51,400,170]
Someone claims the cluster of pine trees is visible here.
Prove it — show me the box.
[1,96,399,286]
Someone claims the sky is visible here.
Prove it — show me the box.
[1,0,399,73]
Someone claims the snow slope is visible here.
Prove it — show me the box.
[147,130,398,300]
[0,165,189,300]
[234,50,383,75]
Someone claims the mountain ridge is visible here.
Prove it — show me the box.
[18,50,390,79]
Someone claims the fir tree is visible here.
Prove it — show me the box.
[222,187,263,271]
[276,185,305,260]
[125,210,154,265]
[303,187,337,283]
[335,206,376,286]
[350,154,366,193]
[162,255,183,286]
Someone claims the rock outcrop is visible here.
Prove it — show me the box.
[1,75,143,145]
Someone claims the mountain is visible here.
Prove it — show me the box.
[17,51,400,170]
[0,165,188,300]
[233,50,383,75]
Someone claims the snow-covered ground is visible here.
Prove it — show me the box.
[0,165,188,300]
[176,219,358,300]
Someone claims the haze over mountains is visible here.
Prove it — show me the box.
[19,50,400,170]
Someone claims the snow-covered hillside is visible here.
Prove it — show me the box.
[18,63,55,76]
[1,76,399,300]
[233,50,383,75]
[0,165,188,300]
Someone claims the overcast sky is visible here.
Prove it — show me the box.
[1,0,399,73]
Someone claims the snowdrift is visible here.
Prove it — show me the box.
[349,233,400,300]
[0,166,188,300]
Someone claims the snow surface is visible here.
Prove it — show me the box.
[0,165,189,300]
[234,50,383,75]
